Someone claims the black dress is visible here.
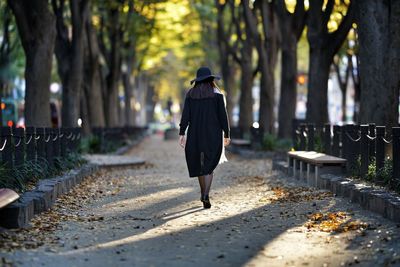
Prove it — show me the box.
[179,92,230,178]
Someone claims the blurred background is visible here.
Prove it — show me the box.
[0,0,399,139]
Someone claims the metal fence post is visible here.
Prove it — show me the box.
[360,125,369,178]
[36,128,46,161]
[45,128,54,168]
[60,127,67,158]
[299,124,306,150]
[1,127,13,169]
[323,124,331,154]
[25,127,36,162]
[344,124,360,174]
[75,127,81,151]
[307,124,315,151]
[332,125,341,157]
[368,123,376,159]
[376,126,386,173]
[13,127,25,167]
[392,127,400,182]
[53,128,60,159]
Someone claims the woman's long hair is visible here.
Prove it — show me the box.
[187,77,220,99]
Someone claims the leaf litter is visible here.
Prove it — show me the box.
[304,211,369,233]
[259,186,333,203]
[0,170,125,252]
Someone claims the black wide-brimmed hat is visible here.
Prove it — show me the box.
[190,67,221,85]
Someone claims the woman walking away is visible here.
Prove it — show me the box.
[179,67,231,209]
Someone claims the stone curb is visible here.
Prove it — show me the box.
[0,164,99,229]
[272,160,400,223]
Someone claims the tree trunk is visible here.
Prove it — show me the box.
[122,58,135,126]
[238,48,254,132]
[306,49,330,125]
[243,0,275,133]
[306,0,354,126]
[61,0,89,127]
[357,0,393,125]
[276,0,305,139]
[389,0,400,126]
[83,19,105,128]
[257,49,274,133]
[8,0,55,127]
[105,8,122,127]
[278,33,297,138]
[145,84,155,124]
[215,2,236,125]
[218,50,235,124]
[80,91,90,135]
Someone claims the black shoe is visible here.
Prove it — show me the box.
[201,195,211,209]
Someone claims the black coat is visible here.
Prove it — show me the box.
[179,92,230,177]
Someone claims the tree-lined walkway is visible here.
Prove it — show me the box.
[1,134,400,266]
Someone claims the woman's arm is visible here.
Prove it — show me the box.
[217,94,230,139]
[179,96,190,136]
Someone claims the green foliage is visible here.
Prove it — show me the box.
[262,133,277,151]
[378,159,394,188]
[350,155,361,178]
[353,157,399,193]
[79,134,127,154]
[314,135,324,153]
[366,158,376,181]
[79,135,102,154]
[0,153,86,193]
[262,134,292,152]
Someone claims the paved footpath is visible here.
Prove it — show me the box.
[1,134,400,267]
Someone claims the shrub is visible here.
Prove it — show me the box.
[79,135,101,154]
[0,153,86,193]
[366,158,376,181]
[262,134,277,151]
[262,134,292,151]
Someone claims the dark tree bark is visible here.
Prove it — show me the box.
[259,1,280,134]
[243,0,278,133]
[389,0,400,126]
[8,0,56,127]
[98,6,123,127]
[224,2,255,132]
[83,17,106,128]
[122,58,135,126]
[80,90,90,134]
[145,84,156,124]
[349,50,360,122]
[238,46,254,131]
[276,0,306,138]
[0,6,13,127]
[52,0,89,127]
[215,2,236,124]
[306,0,354,126]
[333,53,351,122]
[357,0,400,126]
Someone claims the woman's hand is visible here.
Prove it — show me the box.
[224,138,231,147]
[179,135,186,148]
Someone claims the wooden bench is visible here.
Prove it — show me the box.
[0,189,19,209]
[287,151,346,185]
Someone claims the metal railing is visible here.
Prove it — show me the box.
[0,127,81,170]
[293,122,400,183]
